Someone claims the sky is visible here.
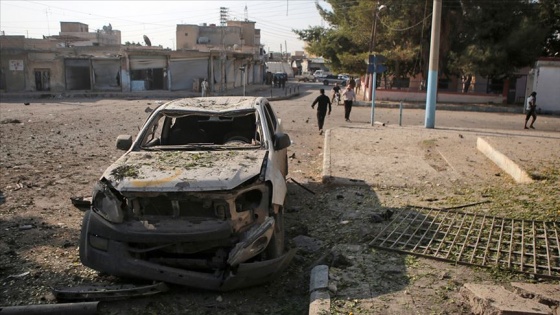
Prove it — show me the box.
[0,0,331,52]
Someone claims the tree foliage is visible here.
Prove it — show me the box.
[294,0,556,79]
[537,0,560,57]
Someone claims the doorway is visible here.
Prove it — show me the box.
[34,69,50,91]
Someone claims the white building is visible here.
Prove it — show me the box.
[527,58,560,114]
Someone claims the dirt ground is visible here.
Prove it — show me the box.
[0,90,559,314]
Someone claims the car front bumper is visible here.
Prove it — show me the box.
[79,210,295,291]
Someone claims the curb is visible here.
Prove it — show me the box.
[353,101,524,113]
[321,130,332,184]
[309,265,330,315]
[321,129,368,186]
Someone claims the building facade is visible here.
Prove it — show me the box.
[1,21,265,95]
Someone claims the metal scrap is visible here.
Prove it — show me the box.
[288,177,315,195]
[369,206,560,280]
[52,281,169,301]
[0,301,98,315]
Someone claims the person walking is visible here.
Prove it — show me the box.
[349,77,356,90]
[524,91,537,129]
[342,85,356,122]
[355,77,361,94]
[201,78,209,97]
[311,88,332,135]
[331,83,341,105]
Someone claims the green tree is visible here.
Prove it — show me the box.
[294,0,554,83]
[448,0,546,79]
[537,0,560,56]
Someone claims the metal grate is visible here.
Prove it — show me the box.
[368,206,560,279]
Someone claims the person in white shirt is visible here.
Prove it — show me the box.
[524,91,537,129]
[201,79,209,97]
[342,86,356,122]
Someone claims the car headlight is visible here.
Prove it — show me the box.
[92,181,124,223]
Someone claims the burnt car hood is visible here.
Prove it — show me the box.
[102,150,266,192]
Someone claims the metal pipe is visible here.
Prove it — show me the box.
[399,101,403,126]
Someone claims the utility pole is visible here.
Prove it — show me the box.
[424,0,442,128]
[368,4,386,126]
[220,7,228,93]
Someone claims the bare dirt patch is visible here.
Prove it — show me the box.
[1,95,558,314]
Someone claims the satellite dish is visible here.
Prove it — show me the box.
[143,35,152,46]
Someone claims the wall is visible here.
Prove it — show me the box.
[176,25,200,50]
[60,22,88,33]
[372,89,504,104]
[57,31,121,46]
[532,58,560,114]
[176,23,261,56]
[27,53,65,92]
[0,36,26,49]
[227,20,257,46]
[176,24,242,50]
[0,52,26,91]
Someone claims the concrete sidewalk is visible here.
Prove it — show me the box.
[310,124,559,315]
[0,83,300,101]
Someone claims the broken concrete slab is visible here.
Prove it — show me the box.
[511,282,560,306]
[461,283,552,315]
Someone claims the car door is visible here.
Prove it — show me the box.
[262,101,288,178]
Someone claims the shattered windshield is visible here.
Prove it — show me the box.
[139,110,263,150]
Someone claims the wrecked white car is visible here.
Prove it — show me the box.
[79,96,294,291]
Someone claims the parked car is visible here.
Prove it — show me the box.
[295,72,315,82]
[322,75,347,86]
[338,74,350,81]
[78,96,294,291]
[312,70,332,78]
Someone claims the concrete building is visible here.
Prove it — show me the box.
[176,20,261,55]
[49,22,122,47]
[0,19,264,94]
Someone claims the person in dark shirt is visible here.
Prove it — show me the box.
[311,88,332,135]
[331,83,341,104]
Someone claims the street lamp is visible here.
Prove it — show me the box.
[369,4,386,53]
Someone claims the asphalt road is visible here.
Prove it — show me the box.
[285,82,560,133]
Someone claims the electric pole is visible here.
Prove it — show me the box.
[424,0,442,128]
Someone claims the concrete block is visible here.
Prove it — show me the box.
[461,283,551,315]
[309,290,330,315]
[310,265,329,292]
[477,137,533,183]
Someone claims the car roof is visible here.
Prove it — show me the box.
[159,97,264,113]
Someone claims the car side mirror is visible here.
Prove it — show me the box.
[273,132,291,150]
[116,135,133,150]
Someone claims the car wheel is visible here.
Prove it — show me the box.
[78,210,92,264]
[265,207,285,259]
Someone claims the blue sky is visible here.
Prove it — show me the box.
[0,0,332,52]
